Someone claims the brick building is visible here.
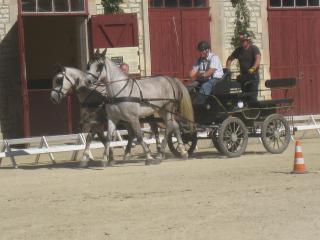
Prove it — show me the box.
[0,0,319,138]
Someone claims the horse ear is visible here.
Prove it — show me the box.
[94,48,100,55]
[101,48,107,57]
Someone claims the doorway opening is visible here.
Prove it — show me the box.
[22,16,87,136]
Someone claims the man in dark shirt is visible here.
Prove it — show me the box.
[226,32,261,101]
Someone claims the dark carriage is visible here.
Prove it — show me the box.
[168,69,296,158]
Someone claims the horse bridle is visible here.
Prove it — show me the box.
[86,58,106,84]
[51,70,77,100]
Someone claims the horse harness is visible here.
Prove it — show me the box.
[86,58,180,109]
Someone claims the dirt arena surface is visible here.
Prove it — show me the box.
[1,137,320,240]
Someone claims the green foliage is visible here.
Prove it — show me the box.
[101,0,124,13]
[230,0,254,49]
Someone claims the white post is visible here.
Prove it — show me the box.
[5,140,17,169]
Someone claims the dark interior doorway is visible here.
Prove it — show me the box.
[22,16,87,136]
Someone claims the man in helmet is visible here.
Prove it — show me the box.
[189,41,224,105]
[226,32,261,101]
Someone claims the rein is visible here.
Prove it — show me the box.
[86,58,179,105]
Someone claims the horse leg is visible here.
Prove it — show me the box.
[101,119,116,167]
[150,122,162,160]
[130,119,158,165]
[171,119,188,159]
[80,131,93,168]
[96,126,114,164]
[159,112,188,160]
[123,124,134,161]
[157,112,172,160]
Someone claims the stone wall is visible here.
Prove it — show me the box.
[211,0,271,99]
[0,1,23,139]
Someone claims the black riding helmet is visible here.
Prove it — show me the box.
[197,41,210,51]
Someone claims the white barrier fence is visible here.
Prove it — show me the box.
[0,129,157,168]
[287,114,320,140]
[1,115,319,168]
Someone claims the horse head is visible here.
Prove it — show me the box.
[85,49,108,86]
[86,49,127,87]
[50,66,85,104]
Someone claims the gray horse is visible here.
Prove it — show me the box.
[50,66,111,166]
[50,66,162,167]
[86,50,194,166]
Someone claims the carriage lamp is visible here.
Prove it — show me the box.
[237,101,244,108]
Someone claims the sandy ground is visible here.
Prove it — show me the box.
[0,135,320,240]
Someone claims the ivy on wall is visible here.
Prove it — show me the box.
[101,0,123,13]
[230,0,253,49]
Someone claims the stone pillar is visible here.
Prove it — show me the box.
[211,0,271,100]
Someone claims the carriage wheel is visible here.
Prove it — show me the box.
[211,129,223,153]
[261,114,290,154]
[217,117,248,157]
[167,130,198,158]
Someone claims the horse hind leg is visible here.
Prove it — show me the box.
[130,119,159,165]
[150,122,162,160]
[173,122,188,160]
[161,112,188,160]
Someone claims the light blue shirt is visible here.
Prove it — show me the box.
[192,52,224,79]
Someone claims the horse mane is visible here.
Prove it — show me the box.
[105,57,128,82]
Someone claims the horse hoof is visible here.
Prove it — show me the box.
[79,161,89,168]
[155,153,165,161]
[145,158,161,165]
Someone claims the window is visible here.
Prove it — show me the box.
[165,0,178,7]
[283,0,294,6]
[269,0,320,7]
[149,0,208,8]
[296,0,307,6]
[309,0,320,6]
[21,0,86,13]
[38,0,52,12]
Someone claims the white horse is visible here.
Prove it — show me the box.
[50,66,162,167]
[86,50,194,166]
[50,66,112,166]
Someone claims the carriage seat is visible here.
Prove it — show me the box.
[248,78,296,107]
[265,78,296,89]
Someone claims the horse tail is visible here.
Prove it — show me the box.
[172,78,195,131]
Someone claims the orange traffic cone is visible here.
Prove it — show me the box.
[291,140,307,174]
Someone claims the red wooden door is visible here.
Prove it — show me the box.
[268,10,320,114]
[297,10,320,114]
[149,9,183,77]
[149,8,211,78]
[91,13,138,49]
[181,9,211,77]
[268,11,299,112]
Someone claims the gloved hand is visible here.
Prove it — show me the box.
[248,67,256,74]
